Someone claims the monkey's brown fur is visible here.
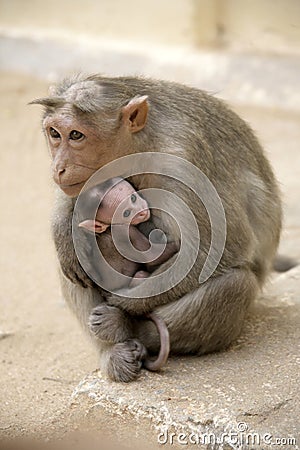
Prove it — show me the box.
[32,75,282,382]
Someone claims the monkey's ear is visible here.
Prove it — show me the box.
[78,220,109,233]
[122,95,149,133]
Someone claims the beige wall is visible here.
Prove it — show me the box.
[0,0,299,53]
[0,0,195,47]
[215,0,300,53]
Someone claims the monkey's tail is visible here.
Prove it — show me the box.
[143,312,170,371]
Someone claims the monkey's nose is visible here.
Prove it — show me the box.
[57,168,66,181]
[134,210,150,222]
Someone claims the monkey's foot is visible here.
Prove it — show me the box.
[89,304,133,343]
[107,339,147,382]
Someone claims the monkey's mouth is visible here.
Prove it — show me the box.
[59,181,86,188]
[57,180,87,196]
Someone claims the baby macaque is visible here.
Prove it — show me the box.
[78,177,178,371]
[78,177,178,288]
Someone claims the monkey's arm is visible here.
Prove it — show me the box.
[145,241,179,270]
[107,252,198,315]
[52,188,94,288]
[129,225,179,267]
[128,226,151,251]
[129,226,179,272]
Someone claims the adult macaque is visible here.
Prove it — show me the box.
[31,75,282,382]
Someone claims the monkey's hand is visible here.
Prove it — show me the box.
[107,290,174,315]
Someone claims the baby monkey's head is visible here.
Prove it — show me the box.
[79,177,150,233]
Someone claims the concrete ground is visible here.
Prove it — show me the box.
[0,71,299,449]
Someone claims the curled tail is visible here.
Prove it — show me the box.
[143,312,170,371]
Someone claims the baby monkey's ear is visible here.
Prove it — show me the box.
[79,220,109,233]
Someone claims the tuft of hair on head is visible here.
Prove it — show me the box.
[50,74,107,114]
[29,97,66,109]
[49,73,87,96]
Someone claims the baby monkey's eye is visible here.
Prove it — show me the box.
[131,194,137,203]
[123,209,131,218]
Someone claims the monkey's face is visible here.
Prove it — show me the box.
[43,111,124,197]
[34,87,149,197]
[97,183,150,226]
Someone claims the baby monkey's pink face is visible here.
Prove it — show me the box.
[97,181,150,226]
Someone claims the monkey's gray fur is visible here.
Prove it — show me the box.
[32,75,282,382]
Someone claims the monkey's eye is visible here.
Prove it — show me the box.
[123,209,131,218]
[70,130,84,140]
[49,127,60,139]
[131,194,137,203]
